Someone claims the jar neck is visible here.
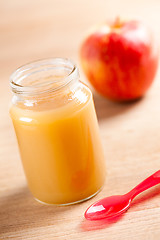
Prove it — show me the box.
[10,58,80,100]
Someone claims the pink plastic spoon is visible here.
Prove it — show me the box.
[85,170,160,221]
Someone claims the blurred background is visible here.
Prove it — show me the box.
[1,0,160,81]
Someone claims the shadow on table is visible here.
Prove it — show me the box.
[0,186,72,236]
[93,93,143,121]
[80,185,160,231]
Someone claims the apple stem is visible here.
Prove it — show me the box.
[112,17,123,29]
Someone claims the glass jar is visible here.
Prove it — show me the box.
[9,58,106,205]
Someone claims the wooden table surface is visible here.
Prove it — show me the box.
[1,0,160,239]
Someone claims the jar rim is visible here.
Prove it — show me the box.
[10,58,79,96]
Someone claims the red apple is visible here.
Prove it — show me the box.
[80,18,159,101]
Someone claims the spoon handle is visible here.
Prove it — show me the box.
[128,170,160,199]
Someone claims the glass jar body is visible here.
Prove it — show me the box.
[10,58,106,205]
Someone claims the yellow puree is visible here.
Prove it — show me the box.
[10,87,105,204]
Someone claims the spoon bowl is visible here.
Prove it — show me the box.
[85,194,131,220]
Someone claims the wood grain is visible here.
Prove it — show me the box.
[1,0,160,239]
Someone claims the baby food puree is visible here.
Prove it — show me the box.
[10,58,106,205]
